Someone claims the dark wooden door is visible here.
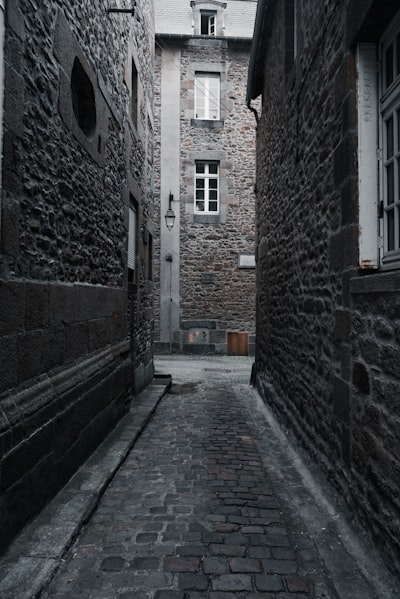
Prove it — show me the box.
[227,332,249,356]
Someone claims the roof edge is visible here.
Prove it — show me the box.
[156,33,253,43]
[246,0,276,103]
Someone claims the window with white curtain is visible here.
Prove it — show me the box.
[195,73,220,120]
[195,161,219,213]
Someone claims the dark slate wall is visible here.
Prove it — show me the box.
[254,0,400,576]
[0,0,154,550]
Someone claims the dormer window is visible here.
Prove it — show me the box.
[190,0,227,37]
[201,10,216,35]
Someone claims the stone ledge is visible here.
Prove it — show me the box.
[190,118,224,128]
[0,379,170,599]
[193,214,221,224]
[0,341,133,552]
[0,340,129,408]
[181,320,217,330]
[350,269,400,294]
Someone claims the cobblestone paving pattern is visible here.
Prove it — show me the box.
[40,377,339,598]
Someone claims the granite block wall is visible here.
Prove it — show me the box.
[180,41,256,335]
[153,34,257,355]
[0,0,154,549]
[253,0,400,576]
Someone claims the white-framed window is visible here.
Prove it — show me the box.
[128,201,137,285]
[380,15,400,266]
[195,161,219,213]
[200,10,216,35]
[195,73,220,120]
[190,0,226,36]
[357,11,400,270]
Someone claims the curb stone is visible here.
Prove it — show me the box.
[0,378,170,599]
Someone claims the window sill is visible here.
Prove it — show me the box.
[193,213,221,224]
[350,269,400,294]
[381,252,400,272]
[191,118,224,129]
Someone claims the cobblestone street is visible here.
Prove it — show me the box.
[2,1,400,595]
[2,357,398,598]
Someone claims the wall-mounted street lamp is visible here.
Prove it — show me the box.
[165,191,177,231]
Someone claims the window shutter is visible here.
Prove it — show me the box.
[357,43,379,268]
[128,206,136,270]
[209,14,215,35]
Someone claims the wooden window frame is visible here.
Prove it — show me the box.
[195,161,219,214]
[194,72,220,120]
[380,13,400,267]
[200,10,216,35]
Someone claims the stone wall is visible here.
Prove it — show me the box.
[154,34,257,355]
[180,40,256,334]
[253,0,400,576]
[152,46,162,343]
[0,0,154,550]
[154,0,257,38]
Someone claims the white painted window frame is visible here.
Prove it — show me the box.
[194,72,220,120]
[379,12,400,268]
[200,10,216,35]
[208,13,215,35]
[195,161,219,214]
[190,1,227,36]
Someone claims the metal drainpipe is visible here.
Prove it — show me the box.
[247,99,259,125]
[165,254,173,353]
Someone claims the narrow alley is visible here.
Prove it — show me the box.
[2,2,400,596]
[1,356,398,599]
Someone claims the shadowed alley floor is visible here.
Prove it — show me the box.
[1,356,399,598]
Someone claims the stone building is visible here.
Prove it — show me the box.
[153,0,258,355]
[247,0,400,576]
[0,0,155,549]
